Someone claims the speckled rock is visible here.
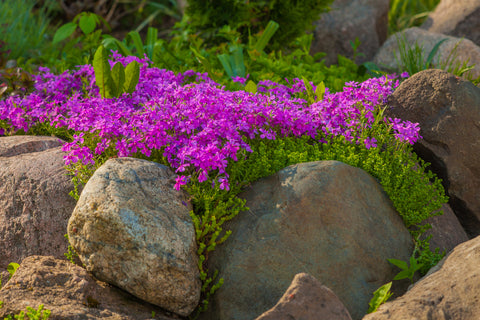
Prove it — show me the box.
[0,136,75,277]
[200,160,414,320]
[68,157,200,316]
[0,255,182,320]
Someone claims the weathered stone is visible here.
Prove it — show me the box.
[421,203,469,254]
[68,157,200,316]
[0,136,76,275]
[311,0,389,65]
[362,235,480,320]
[387,69,480,237]
[255,273,353,320]
[422,0,480,47]
[200,161,414,320]
[0,256,182,320]
[374,27,480,80]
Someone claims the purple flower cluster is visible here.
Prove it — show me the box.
[0,53,421,190]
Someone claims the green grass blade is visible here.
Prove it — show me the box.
[426,38,447,68]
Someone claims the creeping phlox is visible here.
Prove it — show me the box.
[0,53,420,191]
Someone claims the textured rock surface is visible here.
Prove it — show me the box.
[0,136,76,275]
[422,0,480,47]
[255,273,353,320]
[387,69,480,237]
[311,0,389,65]
[200,161,414,320]
[0,256,182,320]
[68,157,200,316]
[362,235,480,320]
[374,27,480,80]
[421,203,469,254]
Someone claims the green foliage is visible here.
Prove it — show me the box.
[2,304,51,320]
[34,12,110,73]
[0,0,55,61]
[103,27,163,61]
[184,0,333,50]
[388,254,423,284]
[145,27,368,93]
[367,282,393,313]
[64,234,80,265]
[394,35,480,84]
[93,45,140,98]
[394,34,446,75]
[7,263,19,281]
[53,12,108,44]
[389,0,440,34]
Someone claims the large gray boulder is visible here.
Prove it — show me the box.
[0,255,182,320]
[362,235,480,320]
[0,136,76,278]
[387,69,480,237]
[311,0,390,65]
[374,27,480,80]
[422,0,480,47]
[68,157,200,317]
[200,160,414,320]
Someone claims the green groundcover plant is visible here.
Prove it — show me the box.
[0,51,447,315]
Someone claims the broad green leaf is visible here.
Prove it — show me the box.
[368,282,393,313]
[302,77,315,104]
[127,31,145,58]
[146,27,159,59]
[111,62,125,98]
[254,20,279,53]
[387,258,409,270]
[218,54,234,79]
[78,13,97,35]
[53,22,77,44]
[231,46,246,78]
[245,80,257,94]
[315,81,326,101]
[7,262,20,279]
[392,269,411,281]
[93,45,114,98]
[124,60,140,94]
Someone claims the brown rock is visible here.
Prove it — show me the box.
[0,136,76,275]
[199,161,414,320]
[0,255,181,320]
[255,273,353,320]
[68,157,200,317]
[362,235,480,320]
[387,69,480,237]
[311,0,389,65]
[421,203,469,254]
[422,0,480,47]
[374,27,480,80]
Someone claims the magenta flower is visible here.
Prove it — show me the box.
[0,52,420,190]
